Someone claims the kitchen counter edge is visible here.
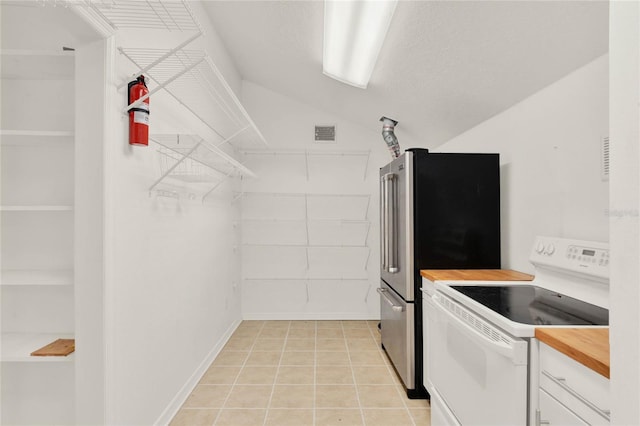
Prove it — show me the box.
[420,269,534,282]
[535,327,610,379]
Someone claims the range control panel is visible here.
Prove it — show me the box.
[566,245,609,266]
[530,236,609,282]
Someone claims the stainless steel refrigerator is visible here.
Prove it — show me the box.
[378,148,501,398]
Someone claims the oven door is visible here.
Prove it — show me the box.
[378,280,414,389]
[429,291,528,425]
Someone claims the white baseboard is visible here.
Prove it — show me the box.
[153,319,242,426]
[241,312,380,321]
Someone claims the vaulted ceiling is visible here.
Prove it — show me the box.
[202,1,609,147]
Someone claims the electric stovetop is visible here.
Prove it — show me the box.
[450,285,609,326]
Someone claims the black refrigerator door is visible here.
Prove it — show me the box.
[413,152,501,271]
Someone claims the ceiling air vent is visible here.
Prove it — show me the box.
[601,136,610,181]
[314,125,336,143]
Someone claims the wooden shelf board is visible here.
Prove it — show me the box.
[1,333,75,362]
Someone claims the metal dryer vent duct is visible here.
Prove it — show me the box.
[380,116,401,159]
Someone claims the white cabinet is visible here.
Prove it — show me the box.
[0,3,102,423]
[536,342,610,426]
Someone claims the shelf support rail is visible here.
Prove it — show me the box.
[364,195,371,220]
[304,194,310,246]
[304,150,309,181]
[116,32,202,90]
[364,248,371,271]
[148,138,204,194]
[363,151,371,180]
[363,221,372,247]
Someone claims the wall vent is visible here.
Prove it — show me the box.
[314,125,336,143]
[601,136,610,181]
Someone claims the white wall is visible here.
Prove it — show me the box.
[239,81,391,319]
[433,55,609,273]
[609,1,640,423]
[101,12,247,425]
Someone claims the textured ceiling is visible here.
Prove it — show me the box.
[201,1,608,148]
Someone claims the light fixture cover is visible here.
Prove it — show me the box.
[323,0,398,89]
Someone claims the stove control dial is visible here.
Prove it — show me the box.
[546,243,555,255]
[536,242,545,254]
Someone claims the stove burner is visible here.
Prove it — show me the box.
[450,285,609,326]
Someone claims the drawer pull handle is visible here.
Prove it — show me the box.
[541,370,611,421]
[535,409,550,426]
[377,288,404,312]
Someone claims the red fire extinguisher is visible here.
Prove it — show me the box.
[127,75,149,146]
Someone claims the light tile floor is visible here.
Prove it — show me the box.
[170,320,431,426]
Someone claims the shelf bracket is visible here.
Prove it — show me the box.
[304,194,310,246]
[305,247,310,271]
[364,247,371,271]
[363,222,372,246]
[364,195,371,220]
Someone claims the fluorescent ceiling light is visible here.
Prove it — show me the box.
[323,0,398,89]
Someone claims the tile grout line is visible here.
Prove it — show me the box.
[344,321,367,426]
[313,321,317,426]
[211,320,265,426]
[262,320,290,426]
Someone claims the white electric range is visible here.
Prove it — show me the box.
[424,236,609,426]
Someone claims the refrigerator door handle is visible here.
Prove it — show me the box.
[386,173,398,273]
[380,176,387,271]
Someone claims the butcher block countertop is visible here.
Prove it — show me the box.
[536,328,610,379]
[420,269,534,281]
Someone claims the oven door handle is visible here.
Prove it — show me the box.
[377,288,404,312]
[433,293,527,365]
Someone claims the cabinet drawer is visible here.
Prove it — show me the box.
[539,388,588,426]
[539,342,610,425]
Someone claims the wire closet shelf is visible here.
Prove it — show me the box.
[80,0,203,32]
[79,0,269,200]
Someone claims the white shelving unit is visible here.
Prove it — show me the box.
[112,26,267,199]
[239,190,372,277]
[238,147,377,317]
[0,13,77,422]
[1,269,74,287]
[1,205,73,211]
[71,1,268,200]
[149,133,257,200]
